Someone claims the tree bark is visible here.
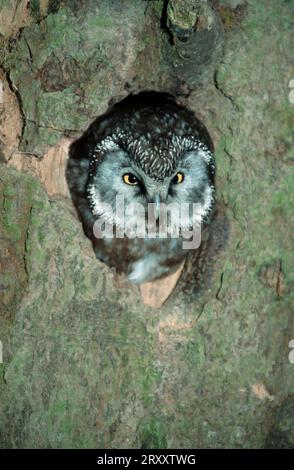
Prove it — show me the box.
[0,0,293,448]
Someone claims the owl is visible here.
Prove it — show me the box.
[66,92,215,284]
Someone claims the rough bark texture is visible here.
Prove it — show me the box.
[0,0,293,448]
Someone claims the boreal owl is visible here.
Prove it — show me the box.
[66,92,215,283]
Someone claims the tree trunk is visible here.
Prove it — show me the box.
[0,0,293,448]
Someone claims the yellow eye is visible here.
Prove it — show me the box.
[172,172,184,184]
[122,173,139,185]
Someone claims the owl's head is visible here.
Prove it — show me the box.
[86,131,215,236]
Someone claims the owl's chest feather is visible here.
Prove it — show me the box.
[93,236,185,283]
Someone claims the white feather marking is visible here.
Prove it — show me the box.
[128,254,169,284]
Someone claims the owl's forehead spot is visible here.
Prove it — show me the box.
[92,131,213,180]
[127,135,182,179]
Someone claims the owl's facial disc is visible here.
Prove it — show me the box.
[87,145,214,233]
[86,150,147,226]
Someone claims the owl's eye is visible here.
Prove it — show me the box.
[172,172,184,184]
[122,173,139,185]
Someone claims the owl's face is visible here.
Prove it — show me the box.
[86,133,214,236]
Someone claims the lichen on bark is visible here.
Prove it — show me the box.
[0,0,293,449]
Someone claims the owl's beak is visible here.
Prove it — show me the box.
[147,193,167,222]
[154,194,161,220]
[147,194,162,221]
